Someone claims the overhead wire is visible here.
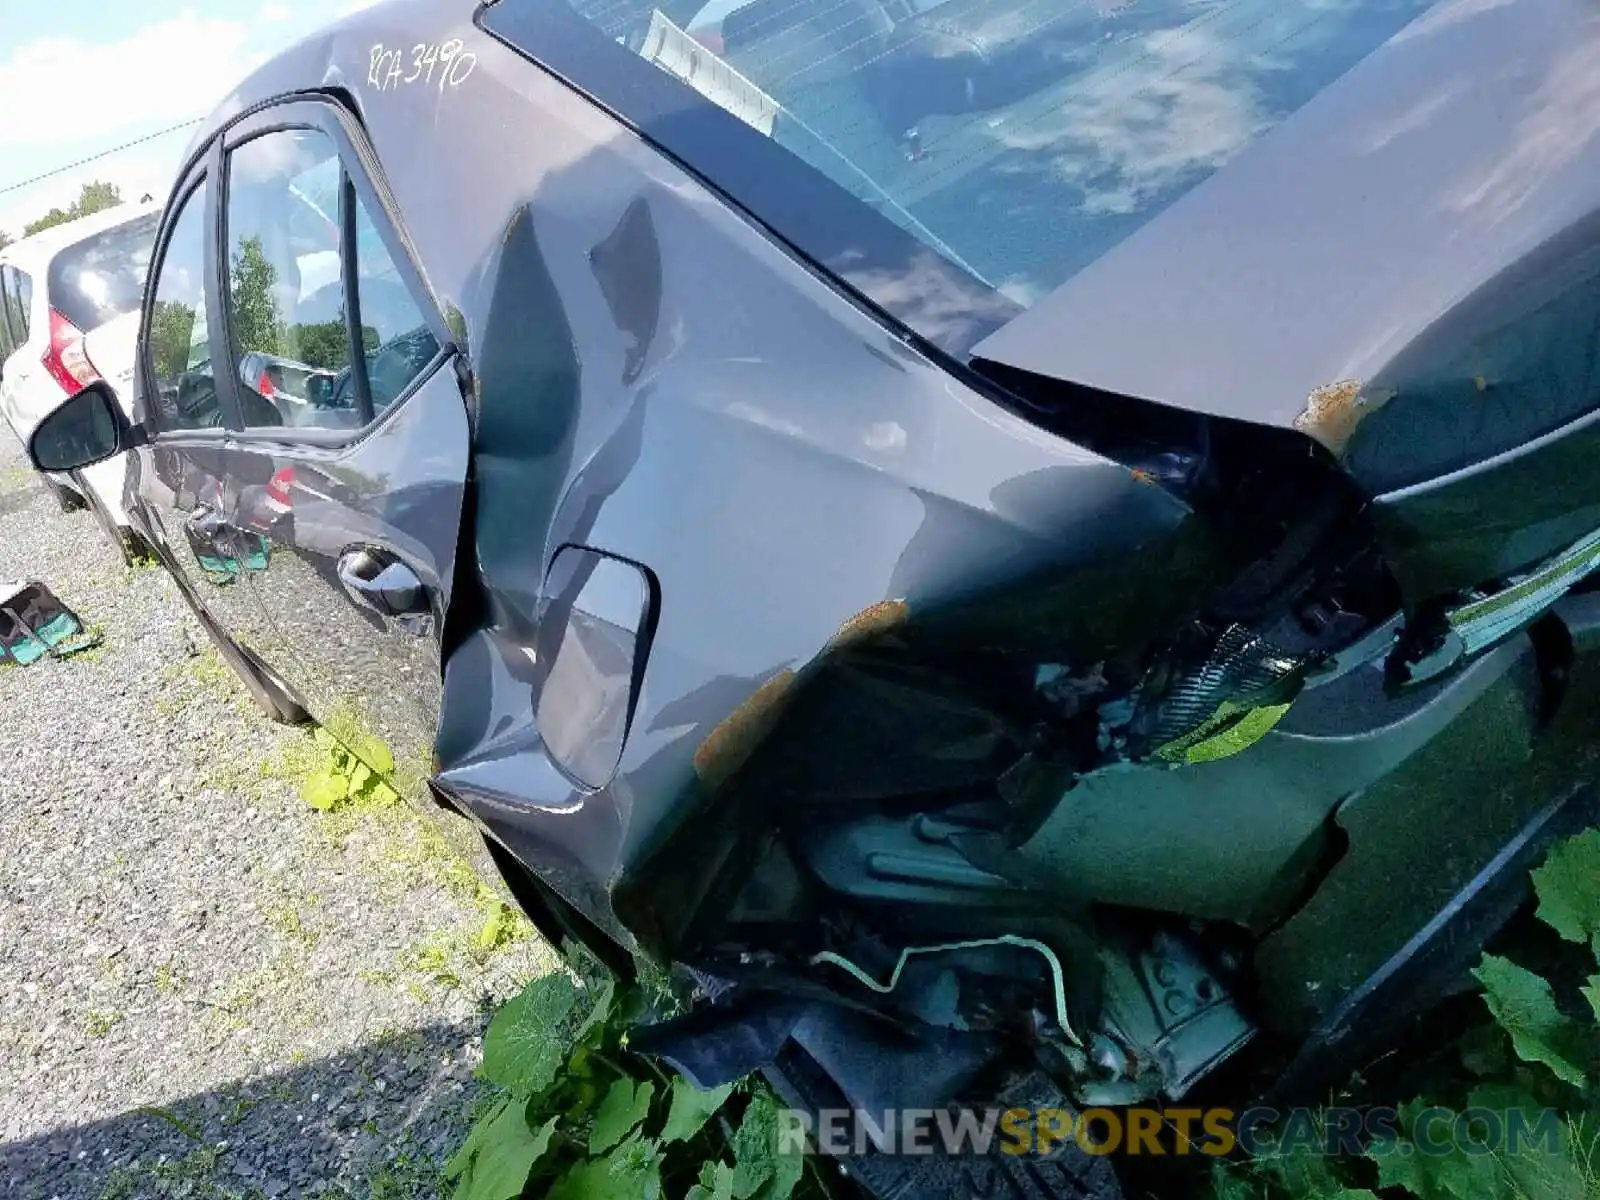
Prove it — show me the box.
[0,117,203,198]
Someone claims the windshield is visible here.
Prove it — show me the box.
[47,213,159,333]
[565,0,1430,323]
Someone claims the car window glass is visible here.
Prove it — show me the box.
[146,181,222,433]
[48,214,159,332]
[537,0,1430,355]
[16,270,31,338]
[348,187,439,417]
[0,271,14,359]
[2,266,31,350]
[224,130,348,430]
[226,127,438,431]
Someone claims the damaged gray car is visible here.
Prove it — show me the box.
[27,0,1600,1192]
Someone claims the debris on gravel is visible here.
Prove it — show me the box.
[0,441,554,1199]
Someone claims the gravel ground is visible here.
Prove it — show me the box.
[0,439,553,1199]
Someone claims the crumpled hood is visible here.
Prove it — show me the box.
[971,0,1600,496]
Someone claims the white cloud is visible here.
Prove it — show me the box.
[0,14,254,151]
[1446,21,1600,225]
[994,29,1265,216]
[261,3,292,19]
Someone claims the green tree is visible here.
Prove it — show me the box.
[23,208,71,237]
[283,320,379,370]
[22,180,123,237]
[287,318,349,370]
[148,300,197,380]
[0,230,12,253]
[229,236,283,354]
[75,180,121,216]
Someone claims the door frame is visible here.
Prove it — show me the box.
[203,94,457,453]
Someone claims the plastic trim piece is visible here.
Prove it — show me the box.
[1449,525,1600,655]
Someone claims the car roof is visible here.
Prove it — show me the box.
[0,199,163,274]
[180,0,471,165]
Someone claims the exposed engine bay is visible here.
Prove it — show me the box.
[630,381,1600,1114]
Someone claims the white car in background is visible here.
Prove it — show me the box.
[0,201,160,559]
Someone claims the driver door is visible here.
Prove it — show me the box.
[208,101,471,778]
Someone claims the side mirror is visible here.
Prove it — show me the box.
[26,382,137,472]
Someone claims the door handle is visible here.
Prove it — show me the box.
[337,548,427,618]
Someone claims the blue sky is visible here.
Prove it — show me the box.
[0,0,380,237]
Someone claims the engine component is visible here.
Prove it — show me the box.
[1060,929,1254,1106]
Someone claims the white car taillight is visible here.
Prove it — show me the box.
[41,308,100,394]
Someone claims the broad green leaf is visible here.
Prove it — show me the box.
[1205,1162,1262,1200]
[456,1108,558,1200]
[589,1078,655,1154]
[1370,1137,1427,1198]
[687,1160,736,1200]
[1532,829,1600,943]
[756,1138,804,1200]
[1466,1079,1549,1115]
[1416,1151,1503,1200]
[364,778,400,807]
[444,1097,510,1180]
[575,978,616,1048]
[1374,1101,1506,1200]
[349,763,373,793]
[301,770,347,811]
[1371,1098,1436,1197]
[730,1092,803,1200]
[1257,1141,1372,1199]
[482,972,581,1099]
[1584,975,1600,1027]
[730,1092,777,1200]
[1474,955,1592,1087]
[547,1131,663,1200]
[1465,1082,1585,1200]
[356,735,395,775]
[660,1078,733,1145]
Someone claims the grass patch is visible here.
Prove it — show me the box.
[217,703,539,979]
[204,948,313,1031]
[97,1145,264,1200]
[158,646,250,720]
[264,892,322,949]
[357,1134,450,1200]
